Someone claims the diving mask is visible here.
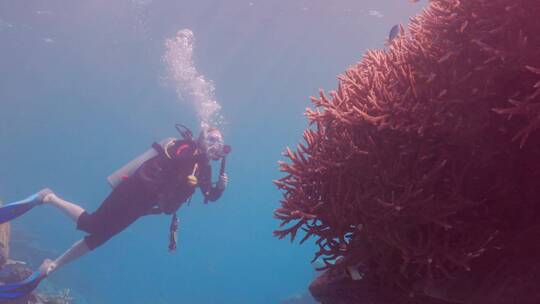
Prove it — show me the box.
[203,131,226,160]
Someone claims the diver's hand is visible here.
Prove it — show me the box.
[38,259,57,277]
[217,173,228,190]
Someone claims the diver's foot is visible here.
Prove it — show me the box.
[36,188,55,204]
[38,258,56,277]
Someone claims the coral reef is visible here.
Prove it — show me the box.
[0,212,76,304]
[0,200,10,266]
[274,0,540,303]
[35,289,75,304]
[0,259,76,304]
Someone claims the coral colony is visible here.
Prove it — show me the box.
[275,0,540,302]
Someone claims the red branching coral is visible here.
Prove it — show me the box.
[274,0,540,297]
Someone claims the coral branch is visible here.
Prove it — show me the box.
[275,0,540,300]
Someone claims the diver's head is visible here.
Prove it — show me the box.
[199,127,226,161]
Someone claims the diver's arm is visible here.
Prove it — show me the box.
[199,164,225,202]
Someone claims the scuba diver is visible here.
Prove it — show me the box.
[0,124,230,299]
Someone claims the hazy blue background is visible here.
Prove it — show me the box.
[0,1,424,303]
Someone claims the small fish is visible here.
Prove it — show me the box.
[389,24,400,41]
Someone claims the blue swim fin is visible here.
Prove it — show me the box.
[0,271,45,299]
[0,189,51,224]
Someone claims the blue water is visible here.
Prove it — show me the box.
[0,1,423,303]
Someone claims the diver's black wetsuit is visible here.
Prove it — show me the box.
[76,139,224,250]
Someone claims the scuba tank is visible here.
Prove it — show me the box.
[107,124,195,188]
[107,137,176,188]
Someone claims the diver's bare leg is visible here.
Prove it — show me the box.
[43,192,85,223]
[39,239,90,276]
